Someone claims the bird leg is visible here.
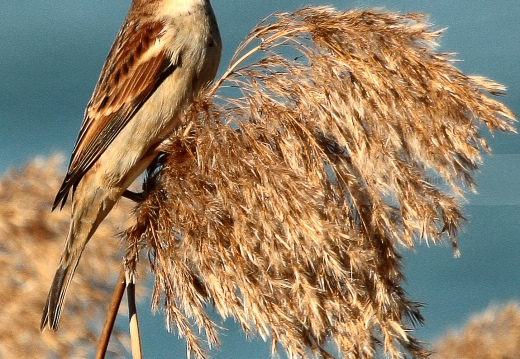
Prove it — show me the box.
[122,189,147,203]
[122,153,166,203]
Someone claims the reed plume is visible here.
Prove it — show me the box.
[432,302,520,359]
[123,6,515,358]
[0,156,135,358]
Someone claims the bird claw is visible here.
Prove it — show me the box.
[123,153,167,203]
[122,189,147,203]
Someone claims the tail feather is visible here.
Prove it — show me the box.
[42,177,118,331]
[41,258,81,331]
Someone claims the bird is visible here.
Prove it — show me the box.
[41,0,222,331]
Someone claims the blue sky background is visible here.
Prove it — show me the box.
[1,1,519,358]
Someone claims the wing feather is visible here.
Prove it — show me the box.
[53,20,176,210]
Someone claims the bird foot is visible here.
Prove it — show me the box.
[122,189,147,203]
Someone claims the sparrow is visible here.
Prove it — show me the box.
[41,0,221,331]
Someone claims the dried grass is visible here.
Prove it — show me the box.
[0,156,136,358]
[432,302,520,359]
[120,7,514,358]
[2,5,512,359]
[123,7,516,359]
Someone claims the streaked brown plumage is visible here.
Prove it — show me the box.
[41,0,221,331]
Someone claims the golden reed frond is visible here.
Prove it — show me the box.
[432,302,520,359]
[0,156,135,358]
[123,7,516,359]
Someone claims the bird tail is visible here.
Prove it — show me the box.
[40,254,82,331]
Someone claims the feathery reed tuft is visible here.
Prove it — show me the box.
[0,156,136,358]
[123,7,516,359]
[432,302,520,359]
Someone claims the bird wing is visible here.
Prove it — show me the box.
[53,21,177,210]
